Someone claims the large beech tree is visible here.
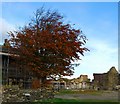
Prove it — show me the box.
[8,8,89,84]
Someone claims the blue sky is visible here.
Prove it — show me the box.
[0,2,118,80]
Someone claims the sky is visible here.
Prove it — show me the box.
[0,2,118,80]
[0,0,119,2]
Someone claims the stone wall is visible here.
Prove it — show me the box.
[2,85,54,102]
[69,75,90,89]
[93,67,119,90]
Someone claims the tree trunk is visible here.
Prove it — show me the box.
[41,76,47,88]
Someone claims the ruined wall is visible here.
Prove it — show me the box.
[93,67,119,90]
[107,67,119,90]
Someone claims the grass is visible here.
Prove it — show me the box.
[27,89,119,104]
[33,98,119,104]
[55,89,104,95]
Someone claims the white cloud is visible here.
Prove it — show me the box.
[76,39,117,79]
[65,38,118,80]
[0,18,15,44]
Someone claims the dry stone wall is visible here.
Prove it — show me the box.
[2,85,54,102]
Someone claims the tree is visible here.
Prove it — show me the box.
[8,7,89,86]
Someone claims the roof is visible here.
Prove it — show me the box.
[80,75,88,77]
[93,67,118,76]
[108,67,118,74]
[93,73,107,75]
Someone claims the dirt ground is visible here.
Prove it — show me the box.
[55,90,120,101]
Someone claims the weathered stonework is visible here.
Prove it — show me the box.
[93,67,119,90]
[68,75,90,89]
[2,85,54,102]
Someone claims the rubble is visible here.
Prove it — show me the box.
[2,85,54,102]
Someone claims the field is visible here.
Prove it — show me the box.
[1,89,120,104]
[33,89,120,104]
[34,98,119,104]
[55,89,119,102]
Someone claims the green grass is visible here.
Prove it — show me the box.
[55,89,103,95]
[33,98,119,104]
[30,89,119,104]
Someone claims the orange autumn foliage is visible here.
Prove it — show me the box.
[8,7,89,84]
[32,79,40,89]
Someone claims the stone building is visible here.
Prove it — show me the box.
[51,80,66,90]
[1,39,38,89]
[69,75,90,89]
[1,46,33,88]
[1,40,69,89]
[93,67,119,90]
